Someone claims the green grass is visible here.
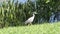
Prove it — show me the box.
[0,22,60,34]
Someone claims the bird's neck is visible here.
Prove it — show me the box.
[33,14,35,17]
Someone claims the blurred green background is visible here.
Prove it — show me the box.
[0,0,60,28]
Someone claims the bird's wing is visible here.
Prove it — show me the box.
[25,18,31,23]
[25,16,34,23]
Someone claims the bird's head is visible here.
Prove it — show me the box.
[33,12,38,14]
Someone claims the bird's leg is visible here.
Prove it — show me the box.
[30,22,32,25]
[28,23,30,26]
[28,23,32,26]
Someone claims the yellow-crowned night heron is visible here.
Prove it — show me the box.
[25,12,37,25]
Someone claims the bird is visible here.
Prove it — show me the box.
[25,12,37,25]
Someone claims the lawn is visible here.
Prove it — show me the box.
[0,22,60,34]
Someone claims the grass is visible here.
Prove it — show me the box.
[0,22,60,34]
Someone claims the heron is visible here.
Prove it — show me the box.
[25,12,37,25]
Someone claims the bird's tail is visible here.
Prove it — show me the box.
[24,21,28,24]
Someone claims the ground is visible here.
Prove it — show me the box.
[0,22,60,34]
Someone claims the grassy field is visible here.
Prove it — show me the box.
[0,22,60,34]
